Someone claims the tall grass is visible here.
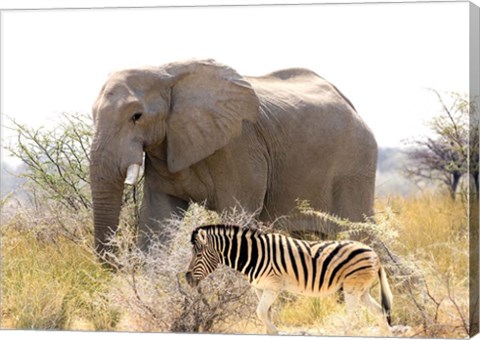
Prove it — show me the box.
[1,192,472,337]
[378,193,468,280]
[1,214,118,330]
[377,192,469,337]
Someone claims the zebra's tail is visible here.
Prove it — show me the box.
[378,266,393,326]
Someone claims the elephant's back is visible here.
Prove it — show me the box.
[247,67,341,95]
[246,71,360,144]
[259,68,321,82]
[246,70,374,152]
[246,70,354,118]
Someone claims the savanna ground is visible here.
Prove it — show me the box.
[1,189,474,338]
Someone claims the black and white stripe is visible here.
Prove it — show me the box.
[185,224,393,335]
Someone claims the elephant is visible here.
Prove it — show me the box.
[90,59,377,259]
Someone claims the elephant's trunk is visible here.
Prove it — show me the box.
[89,151,125,261]
[89,127,145,263]
[91,185,123,259]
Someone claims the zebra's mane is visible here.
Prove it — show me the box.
[190,224,264,244]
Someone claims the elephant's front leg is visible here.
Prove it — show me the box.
[206,144,269,221]
[137,189,188,251]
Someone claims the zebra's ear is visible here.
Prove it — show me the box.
[197,229,208,245]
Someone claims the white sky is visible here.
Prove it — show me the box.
[0,0,473,166]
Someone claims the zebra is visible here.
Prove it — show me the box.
[185,224,393,335]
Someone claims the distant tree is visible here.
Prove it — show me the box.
[469,100,479,197]
[1,161,25,198]
[404,90,477,199]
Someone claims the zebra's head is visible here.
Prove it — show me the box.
[185,227,221,288]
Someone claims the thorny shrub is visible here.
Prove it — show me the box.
[105,204,262,333]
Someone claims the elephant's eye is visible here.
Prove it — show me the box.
[131,112,143,123]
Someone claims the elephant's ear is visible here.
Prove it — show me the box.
[165,60,260,173]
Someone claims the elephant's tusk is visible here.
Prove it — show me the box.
[125,164,141,185]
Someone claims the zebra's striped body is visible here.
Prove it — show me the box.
[186,224,393,335]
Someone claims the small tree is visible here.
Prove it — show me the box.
[404,90,477,199]
[6,112,93,211]
[4,111,142,244]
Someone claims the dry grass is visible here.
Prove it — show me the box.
[257,192,470,338]
[1,209,118,330]
[376,192,470,338]
[0,192,473,338]
[378,193,468,280]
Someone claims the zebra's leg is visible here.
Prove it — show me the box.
[254,288,263,300]
[360,290,383,315]
[360,291,391,335]
[344,291,361,316]
[343,290,362,336]
[256,289,280,335]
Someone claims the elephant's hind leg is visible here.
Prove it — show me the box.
[332,175,375,223]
